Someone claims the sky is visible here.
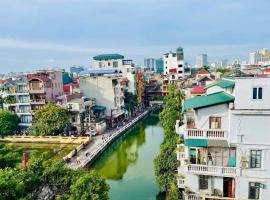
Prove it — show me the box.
[0,0,270,73]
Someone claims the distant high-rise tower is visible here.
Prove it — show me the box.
[144,58,156,70]
[196,54,208,68]
[249,52,259,65]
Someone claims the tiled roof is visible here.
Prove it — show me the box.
[183,91,234,111]
[205,79,235,89]
[196,68,210,75]
[191,86,205,94]
[93,54,124,60]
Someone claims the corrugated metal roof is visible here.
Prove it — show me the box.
[93,54,124,60]
[205,79,235,89]
[183,91,234,111]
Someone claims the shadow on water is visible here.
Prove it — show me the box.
[90,114,166,200]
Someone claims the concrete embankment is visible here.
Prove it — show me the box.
[66,110,149,169]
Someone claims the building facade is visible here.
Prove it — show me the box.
[176,77,270,200]
[196,54,208,68]
[163,47,186,81]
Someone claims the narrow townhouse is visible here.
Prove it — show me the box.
[176,77,270,200]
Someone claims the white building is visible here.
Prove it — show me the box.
[163,47,186,81]
[196,54,208,68]
[249,52,259,65]
[79,69,125,126]
[92,54,136,94]
[176,77,270,200]
[0,77,32,132]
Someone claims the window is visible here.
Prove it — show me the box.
[199,175,208,190]
[209,117,221,129]
[249,182,260,199]
[253,87,263,99]
[250,150,262,168]
[113,61,118,68]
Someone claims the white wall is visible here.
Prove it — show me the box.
[79,75,124,116]
[234,78,270,110]
[195,104,229,130]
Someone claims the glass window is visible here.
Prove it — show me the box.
[253,88,257,99]
[199,175,208,190]
[209,117,221,129]
[258,87,263,99]
[250,150,262,168]
[249,182,260,199]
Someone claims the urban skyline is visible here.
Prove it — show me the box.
[0,0,270,73]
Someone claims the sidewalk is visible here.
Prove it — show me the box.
[66,110,149,169]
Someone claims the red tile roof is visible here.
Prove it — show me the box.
[197,68,210,75]
[191,86,206,94]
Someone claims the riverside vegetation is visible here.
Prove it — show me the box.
[154,85,184,200]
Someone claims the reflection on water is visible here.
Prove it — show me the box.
[91,115,165,200]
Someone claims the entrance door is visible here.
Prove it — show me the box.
[223,178,235,198]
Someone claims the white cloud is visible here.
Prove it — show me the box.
[0,38,117,53]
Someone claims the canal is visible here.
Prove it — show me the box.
[90,114,165,200]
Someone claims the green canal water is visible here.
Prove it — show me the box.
[90,114,165,200]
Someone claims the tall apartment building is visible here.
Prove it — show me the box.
[0,77,32,132]
[144,58,156,71]
[249,52,260,65]
[196,54,208,68]
[163,47,186,81]
[176,77,270,200]
[79,69,125,127]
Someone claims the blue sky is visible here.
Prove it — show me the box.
[0,0,269,73]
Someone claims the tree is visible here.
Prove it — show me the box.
[0,144,21,168]
[0,109,20,136]
[69,171,110,200]
[31,102,70,135]
[123,89,137,115]
[154,85,184,196]
[167,180,181,200]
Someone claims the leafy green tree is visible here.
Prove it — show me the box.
[154,85,184,196]
[69,171,110,200]
[31,102,70,135]
[123,89,137,115]
[0,144,21,168]
[167,180,181,200]
[0,109,20,136]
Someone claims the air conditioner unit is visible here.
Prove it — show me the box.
[240,156,248,169]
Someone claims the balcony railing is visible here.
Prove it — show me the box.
[184,194,238,200]
[29,87,45,93]
[186,164,237,177]
[185,129,227,140]
[30,99,46,104]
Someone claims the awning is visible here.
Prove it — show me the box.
[93,105,106,111]
[185,139,208,147]
[208,139,228,147]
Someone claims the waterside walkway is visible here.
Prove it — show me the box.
[66,110,149,169]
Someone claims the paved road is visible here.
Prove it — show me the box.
[66,111,149,169]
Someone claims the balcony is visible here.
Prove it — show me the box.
[30,99,46,104]
[185,164,237,177]
[185,129,227,140]
[184,194,238,200]
[29,87,45,94]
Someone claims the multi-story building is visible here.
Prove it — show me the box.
[155,58,164,74]
[144,58,156,71]
[163,47,186,81]
[79,69,125,127]
[70,65,85,75]
[0,77,32,132]
[196,54,208,68]
[27,70,63,112]
[92,54,136,94]
[176,77,270,200]
[249,52,260,65]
